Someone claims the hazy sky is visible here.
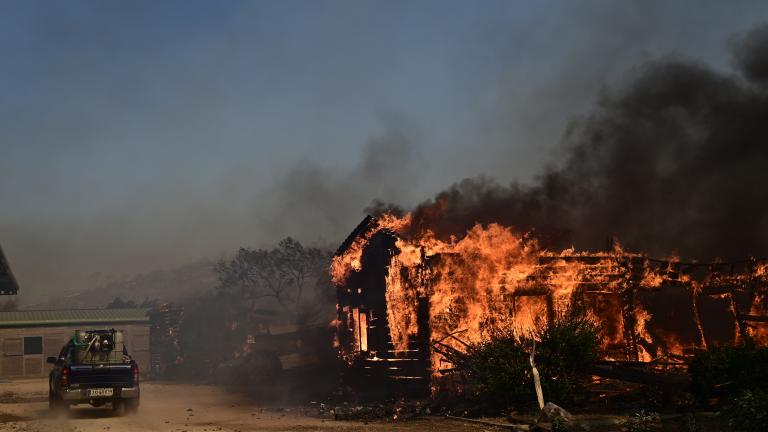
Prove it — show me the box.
[1,0,767,297]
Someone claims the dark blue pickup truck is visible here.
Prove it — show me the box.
[48,329,140,414]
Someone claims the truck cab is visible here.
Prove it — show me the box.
[48,329,140,414]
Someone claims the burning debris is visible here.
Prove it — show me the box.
[331,214,768,397]
[148,304,184,379]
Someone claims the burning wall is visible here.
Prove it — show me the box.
[332,215,768,391]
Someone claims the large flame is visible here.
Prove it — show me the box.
[332,213,768,374]
[330,213,412,286]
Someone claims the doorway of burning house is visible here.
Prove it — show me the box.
[350,307,368,352]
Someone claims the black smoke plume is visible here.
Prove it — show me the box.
[372,25,768,260]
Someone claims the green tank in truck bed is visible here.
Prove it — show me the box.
[71,329,129,364]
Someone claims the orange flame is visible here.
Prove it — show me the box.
[332,213,768,374]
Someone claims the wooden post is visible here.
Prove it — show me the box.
[621,257,642,361]
[530,340,545,410]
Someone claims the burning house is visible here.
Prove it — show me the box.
[332,215,768,395]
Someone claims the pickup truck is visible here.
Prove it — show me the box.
[47,329,140,414]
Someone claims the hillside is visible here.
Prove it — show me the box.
[26,259,217,309]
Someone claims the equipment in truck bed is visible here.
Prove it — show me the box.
[71,329,128,364]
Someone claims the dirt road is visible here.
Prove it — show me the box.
[0,379,491,432]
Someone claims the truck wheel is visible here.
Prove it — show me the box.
[111,399,125,416]
[48,390,69,414]
[125,396,140,414]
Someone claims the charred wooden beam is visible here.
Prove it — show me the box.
[739,314,768,323]
[589,363,689,386]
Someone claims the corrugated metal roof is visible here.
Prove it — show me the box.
[0,308,150,328]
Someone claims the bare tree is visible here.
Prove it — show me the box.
[216,237,332,323]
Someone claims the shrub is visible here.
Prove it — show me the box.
[622,410,660,432]
[460,309,600,412]
[534,310,600,404]
[462,328,533,411]
[721,389,768,432]
[689,340,768,404]
[689,340,768,431]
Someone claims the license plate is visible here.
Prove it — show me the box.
[87,388,114,397]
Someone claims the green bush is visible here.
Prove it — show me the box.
[622,410,660,432]
[689,341,768,431]
[462,328,532,411]
[460,310,600,412]
[534,310,600,403]
[721,390,768,432]
[689,341,768,404]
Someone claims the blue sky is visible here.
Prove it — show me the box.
[1,0,767,296]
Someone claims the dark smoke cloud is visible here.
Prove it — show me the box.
[256,116,425,246]
[733,24,768,86]
[385,26,768,260]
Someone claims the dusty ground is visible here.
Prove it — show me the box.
[0,379,494,432]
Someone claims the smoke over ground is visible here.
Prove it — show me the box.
[381,26,768,260]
